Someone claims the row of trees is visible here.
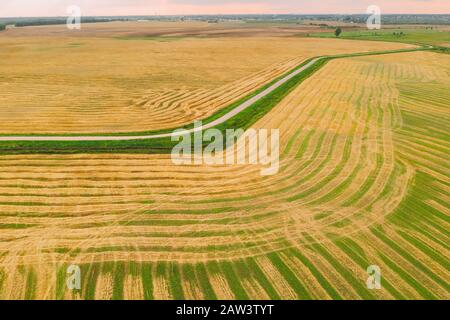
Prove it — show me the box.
[0,24,5,31]
[14,17,119,27]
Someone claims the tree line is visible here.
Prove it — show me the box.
[13,17,125,27]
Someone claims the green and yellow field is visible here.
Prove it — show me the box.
[0,45,448,299]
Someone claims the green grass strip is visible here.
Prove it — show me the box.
[24,268,37,300]
[55,264,67,300]
[0,223,36,229]
[112,262,125,300]
[167,262,185,300]
[398,231,450,271]
[378,253,437,300]
[288,248,342,300]
[141,262,154,300]
[307,241,376,299]
[81,263,101,300]
[207,260,248,300]
[372,227,450,293]
[194,263,217,300]
[267,252,312,300]
[333,238,405,300]
[244,257,281,300]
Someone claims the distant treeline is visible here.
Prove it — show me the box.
[0,24,5,31]
[1,14,449,28]
[237,14,450,25]
[192,14,450,25]
[339,14,450,25]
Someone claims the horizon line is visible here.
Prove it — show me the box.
[1,13,450,19]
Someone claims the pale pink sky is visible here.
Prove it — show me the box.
[0,0,449,17]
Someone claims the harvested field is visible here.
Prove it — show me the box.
[0,21,344,38]
[0,50,448,299]
[0,25,412,134]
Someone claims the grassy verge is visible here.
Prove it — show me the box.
[309,29,450,46]
[267,252,312,300]
[141,262,154,300]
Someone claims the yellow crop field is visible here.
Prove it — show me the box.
[0,24,412,134]
[0,50,448,300]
